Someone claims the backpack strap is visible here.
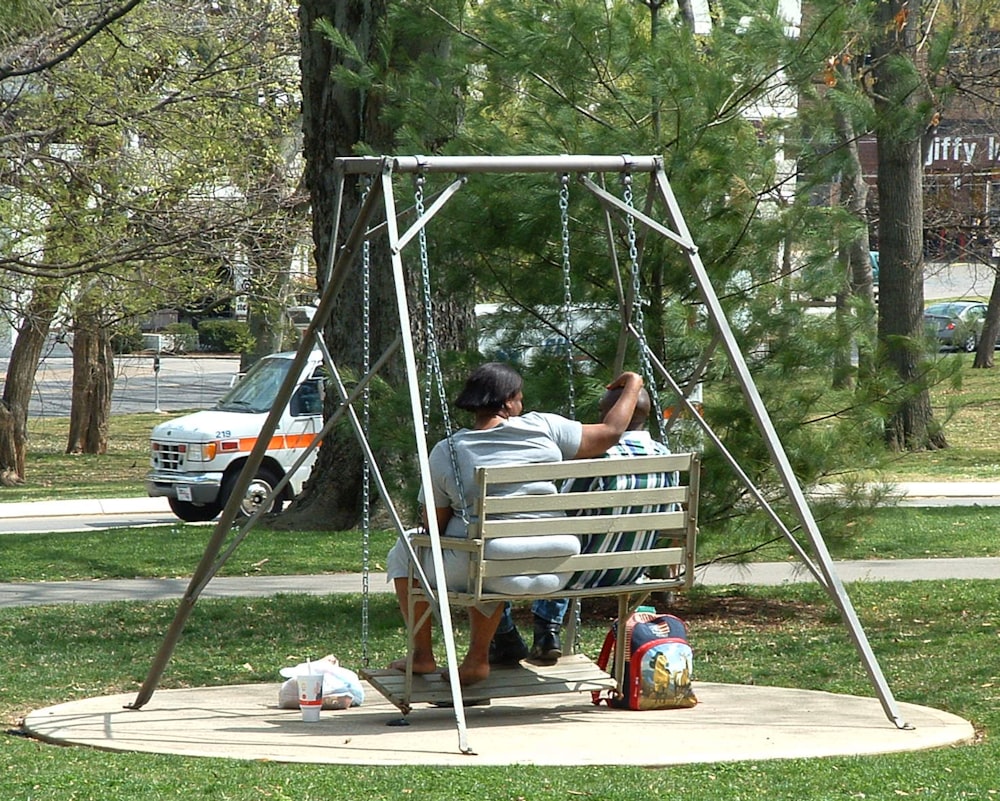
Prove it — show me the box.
[591,625,618,705]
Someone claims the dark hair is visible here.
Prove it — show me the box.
[455,362,523,414]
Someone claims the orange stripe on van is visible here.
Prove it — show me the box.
[235,433,319,453]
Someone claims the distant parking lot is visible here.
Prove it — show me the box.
[2,347,241,418]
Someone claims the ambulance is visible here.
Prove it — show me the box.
[146,350,326,522]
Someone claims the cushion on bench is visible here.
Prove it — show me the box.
[416,533,581,595]
[481,533,580,594]
[483,534,580,560]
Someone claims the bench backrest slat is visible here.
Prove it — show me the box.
[481,484,688,515]
[475,453,694,485]
[478,546,686,578]
[480,509,687,538]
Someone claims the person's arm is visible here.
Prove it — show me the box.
[421,504,454,533]
[573,372,644,459]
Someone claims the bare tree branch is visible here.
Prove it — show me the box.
[0,0,145,80]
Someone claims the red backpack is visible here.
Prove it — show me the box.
[593,608,698,710]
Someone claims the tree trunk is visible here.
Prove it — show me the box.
[0,280,63,483]
[974,264,1000,369]
[831,288,853,389]
[277,0,473,531]
[243,166,306,372]
[871,0,946,451]
[0,405,18,487]
[66,315,113,455]
[243,238,293,372]
[833,58,877,385]
[274,0,396,531]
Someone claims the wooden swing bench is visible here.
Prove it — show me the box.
[362,452,700,712]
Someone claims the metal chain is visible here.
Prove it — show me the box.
[416,175,470,526]
[416,176,434,434]
[360,176,372,665]
[559,174,576,419]
[559,173,581,649]
[623,174,667,443]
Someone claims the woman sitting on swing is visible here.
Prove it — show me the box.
[385,361,644,686]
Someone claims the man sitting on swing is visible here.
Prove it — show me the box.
[490,384,674,666]
[384,362,645,687]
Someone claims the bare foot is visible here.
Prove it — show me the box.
[387,655,437,674]
[440,659,490,687]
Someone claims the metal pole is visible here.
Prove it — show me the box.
[338,154,663,176]
[648,167,910,730]
[152,351,162,413]
[379,162,473,754]
[128,174,387,710]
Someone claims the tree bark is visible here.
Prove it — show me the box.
[276,0,400,531]
[0,405,17,487]
[277,0,474,531]
[242,162,307,372]
[974,264,1000,369]
[65,313,113,455]
[833,58,877,386]
[871,0,946,451]
[243,225,294,372]
[0,280,63,483]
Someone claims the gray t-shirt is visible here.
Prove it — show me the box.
[421,411,583,538]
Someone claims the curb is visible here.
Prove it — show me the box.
[0,497,170,520]
[893,481,1000,498]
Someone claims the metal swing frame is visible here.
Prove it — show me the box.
[128,154,909,757]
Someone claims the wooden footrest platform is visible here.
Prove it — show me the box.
[361,654,617,711]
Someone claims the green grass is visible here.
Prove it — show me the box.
[696,504,1000,565]
[4,412,169,502]
[880,353,1000,481]
[1,582,998,799]
[0,504,996,584]
[0,525,397,582]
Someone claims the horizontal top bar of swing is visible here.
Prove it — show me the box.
[335,154,664,175]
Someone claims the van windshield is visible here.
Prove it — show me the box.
[216,357,294,413]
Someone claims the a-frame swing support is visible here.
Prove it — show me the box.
[128,154,909,755]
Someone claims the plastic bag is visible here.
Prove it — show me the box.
[277,654,364,710]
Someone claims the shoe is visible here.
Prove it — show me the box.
[489,625,529,666]
[530,615,562,665]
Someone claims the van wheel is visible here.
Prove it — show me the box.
[222,466,284,519]
[168,498,223,522]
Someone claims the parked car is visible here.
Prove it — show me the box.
[923,301,989,352]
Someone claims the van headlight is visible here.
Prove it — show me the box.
[185,442,218,462]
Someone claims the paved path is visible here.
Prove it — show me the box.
[3,557,999,609]
[5,479,999,523]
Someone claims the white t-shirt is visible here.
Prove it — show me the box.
[420,411,583,538]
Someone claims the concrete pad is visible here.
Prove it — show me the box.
[23,682,973,766]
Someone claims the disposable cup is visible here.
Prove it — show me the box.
[297,674,323,722]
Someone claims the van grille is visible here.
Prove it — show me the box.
[153,443,184,471]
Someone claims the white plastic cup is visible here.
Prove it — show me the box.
[297,674,323,722]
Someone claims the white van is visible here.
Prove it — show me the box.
[146,350,325,522]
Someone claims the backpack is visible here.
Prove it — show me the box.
[592,608,698,710]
